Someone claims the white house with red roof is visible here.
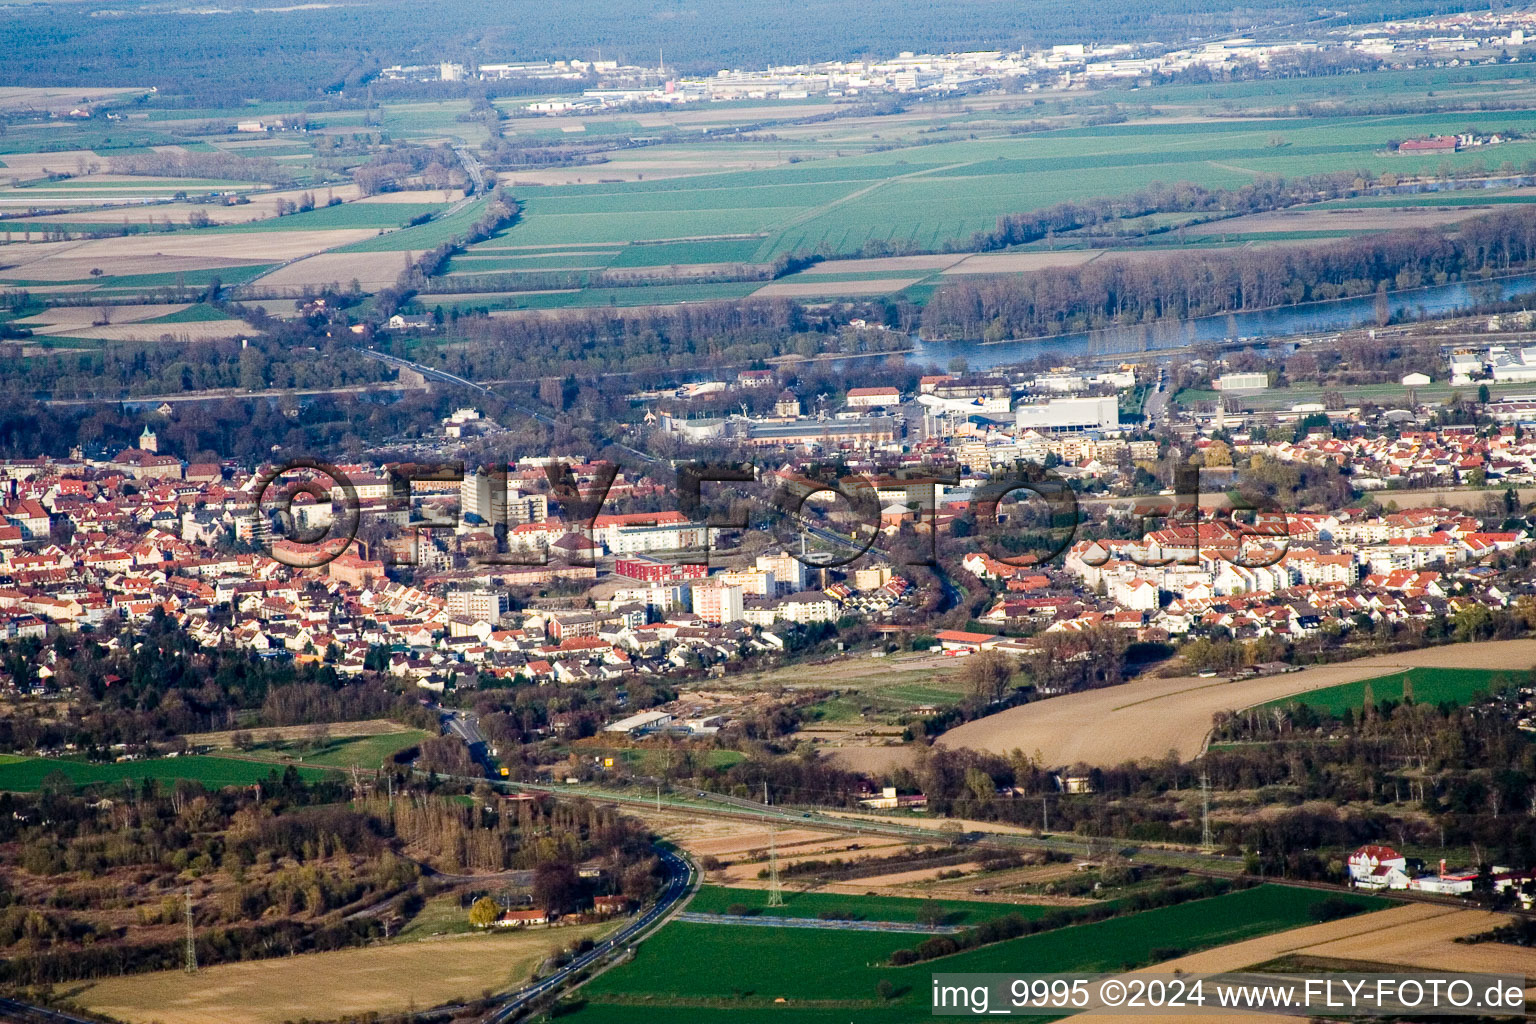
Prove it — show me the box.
[1347,844,1408,888]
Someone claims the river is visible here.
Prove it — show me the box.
[910,271,1536,371]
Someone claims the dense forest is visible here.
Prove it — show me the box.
[923,207,1536,340]
[0,0,1483,102]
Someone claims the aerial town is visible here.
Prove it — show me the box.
[372,9,1536,113]
[5,322,1536,726]
[11,0,1536,1018]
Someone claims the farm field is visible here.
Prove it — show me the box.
[10,301,242,342]
[938,637,1536,766]
[332,196,492,253]
[1261,666,1521,716]
[210,201,450,232]
[234,728,430,769]
[0,754,325,792]
[686,884,1038,926]
[10,83,1536,312]
[184,717,416,748]
[566,885,1384,1023]
[66,924,615,1024]
[483,109,1536,265]
[1182,203,1513,238]
[0,229,375,284]
[382,101,1536,312]
[1296,904,1536,981]
[251,251,408,291]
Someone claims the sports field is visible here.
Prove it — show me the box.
[0,754,325,791]
[566,885,1382,1022]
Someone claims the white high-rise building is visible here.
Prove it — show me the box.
[446,588,510,620]
[755,551,807,594]
[461,469,548,531]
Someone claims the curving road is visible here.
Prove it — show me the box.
[485,845,697,1022]
[0,996,101,1024]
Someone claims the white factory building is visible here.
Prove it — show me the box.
[1013,395,1119,433]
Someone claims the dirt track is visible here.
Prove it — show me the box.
[938,639,1536,766]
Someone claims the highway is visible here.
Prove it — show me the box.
[442,706,490,758]
[485,845,697,1022]
[0,996,101,1024]
[425,709,1239,874]
[453,144,488,197]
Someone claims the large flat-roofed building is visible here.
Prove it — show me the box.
[614,556,708,584]
[602,710,674,736]
[1215,372,1270,392]
[745,416,898,449]
[1013,395,1118,433]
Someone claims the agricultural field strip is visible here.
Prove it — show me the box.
[68,923,619,1024]
[671,911,966,932]
[1257,666,1518,717]
[478,109,1536,268]
[573,885,1386,1012]
[938,638,1536,766]
[0,754,327,791]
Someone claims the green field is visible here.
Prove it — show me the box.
[335,197,491,253]
[14,67,1536,311]
[607,238,770,267]
[686,885,1037,927]
[138,303,238,324]
[456,281,765,309]
[239,729,429,769]
[1262,667,1523,717]
[4,266,275,292]
[568,885,1384,1022]
[0,754,326,792]
[481,109,1536,270]
[214,201,449,232]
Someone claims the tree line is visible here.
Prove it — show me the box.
[923,207,1536,340]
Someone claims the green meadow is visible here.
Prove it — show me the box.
[685,885,1038,926]
[566,885,1384,1023]
[0,755,325,792]
[1263,667,1524,717]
